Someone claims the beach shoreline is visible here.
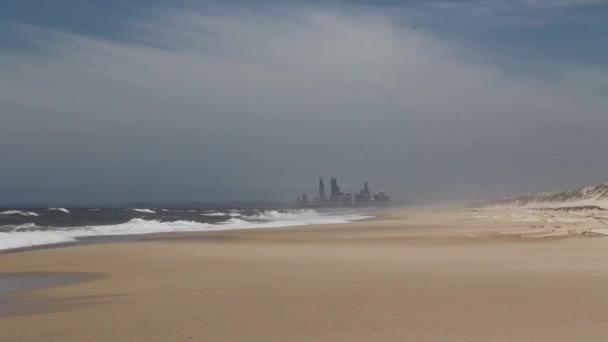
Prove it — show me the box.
[2,207,608,341]
[0,207,377,254]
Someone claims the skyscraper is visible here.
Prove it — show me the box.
[330,178,341,201]
[319,177,326,202]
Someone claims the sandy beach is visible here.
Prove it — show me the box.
[2,208,608,341]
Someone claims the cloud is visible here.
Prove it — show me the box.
[430,0,608,11]
[426,0,608,26]
[517,0,608,8]
[0,4,606,203]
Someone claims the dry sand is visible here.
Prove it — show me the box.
[2,208,608,341]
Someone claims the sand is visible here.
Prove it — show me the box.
[2,208,608,341]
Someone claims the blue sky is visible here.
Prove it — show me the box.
[2,0,606,65]
[1,1,607,204]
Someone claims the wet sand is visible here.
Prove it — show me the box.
[0,273,96,316]
[1,208,608,341]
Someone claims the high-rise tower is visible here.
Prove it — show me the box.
[330,178,341,201]
[319,177,326,202]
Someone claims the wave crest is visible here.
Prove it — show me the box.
[0,210,39,217]
[0,210,371,251]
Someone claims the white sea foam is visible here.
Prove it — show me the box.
[202,212,227,217]
[4,223,39,230]
[0,231,77,251]
[49,208,70,214]
[245,209,368,224]
[0,210,371,251]
[131,208,156,214]
[0,210,39,217]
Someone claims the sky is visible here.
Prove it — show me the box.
[1,0,608,205]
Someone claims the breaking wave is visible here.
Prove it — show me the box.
[131,208,156,214]
[202,212,227,217]
[0,210,39,217]
[48,208,70,214]
[0,209,371,251]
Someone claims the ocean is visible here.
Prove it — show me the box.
[0,208,371,252]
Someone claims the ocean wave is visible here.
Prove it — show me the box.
[0,210,372,251]
[0,210,39,217]
[244,209,371,224]
[130,208,156,214]
[0,231,77,251]
[1,223,40,232]
[202,212,227,217]
[246,209,318,220]
[48,208,70,214]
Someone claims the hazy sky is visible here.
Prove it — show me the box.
[1,0,607,204]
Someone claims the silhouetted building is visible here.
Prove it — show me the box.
[319,178,326,202]
[342,193,353,206]
[355,181,373,205]
[373,190,390,204]
[296,178,389,207]
[330,178,341,201]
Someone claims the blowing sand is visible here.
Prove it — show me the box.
[2,208,608,341]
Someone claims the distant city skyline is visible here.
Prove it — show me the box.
[295,178,390,207]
